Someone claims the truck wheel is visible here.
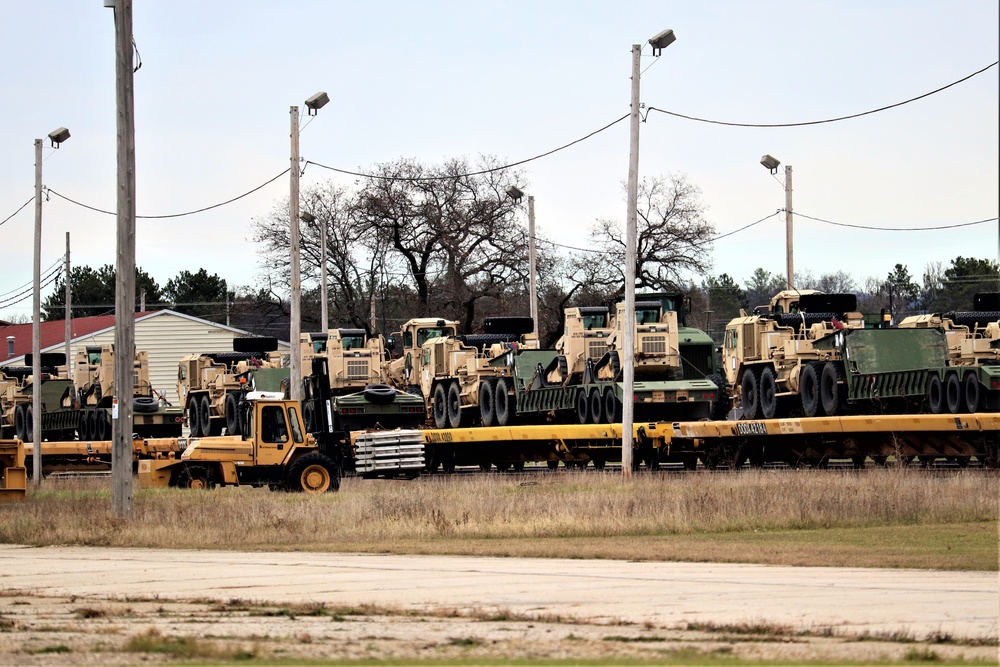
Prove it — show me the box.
[759,367,779,419]
[14,404,26,441]
[964,373,982,413]
[225,393,241,435]
[287,452,339,494]
[799,362,823,417]
[927,374,945,414]
[187,397,202,437]
[945,373,962,414]
[87,411,99,441]
[479,380,495,427]
[820,362,847,416]
[603,387,621,423]
[199,395,212,437]
[95,411,108,440]
[740,369,762,420]
[588,388,604,424]
[24,406,33,442]
[133,396,158,413]
[575,390,589,424]
[302,402,315,433]
[446,382,463,429]
[432,384,448,429]
[78,412,89,441]
[707,373,728,420]
[495,378,513,426]
[176,464,215,490]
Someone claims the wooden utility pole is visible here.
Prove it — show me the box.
[784,165,794,289]
[289,106,303,401]
[31,138,43,486]
[527,195,538,336]
[64,232,71,374]
[111,0,136,517]
[621,43,642,477]
[320,221,328,331]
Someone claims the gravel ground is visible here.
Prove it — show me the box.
[0,594,996,666]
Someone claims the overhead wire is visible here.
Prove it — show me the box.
[646,61,998,128]
[47,168,290,219]
[305,114,631,181]
[792,211,998,231]
[0,258,64,299]
[0,197,34,228]
[0,265,63,309]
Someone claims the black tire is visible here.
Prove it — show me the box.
[432,383,448,429]
[603,387,622,423]
[175,464,215,490]
[546,460,559,470]
[88,411,99,441]
[286,452,339,494]
[707,373,728,420]
[446,381,462,429]
[95,411,108,441]
[302,402,315,433]
[820,362,847,417]
[575,390,590,424]
[198,395,212,436]
[588,388,604,424]
[78,412,89,441]
[799,362,823,417]
[187,397,202,437]
[964,372,982,413]
[944,373,962,414]
[133,396,159,413]
[927,374,945,414]
[225,393,241,435]
[741,369,762,420]
[14,404,26,441]
[759,366,779,419]
[479,380,495,427]
[24,405,33,442]
[363,384,397,405]
[495,377,513,426]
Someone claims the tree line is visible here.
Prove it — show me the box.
[39,154,1000,346]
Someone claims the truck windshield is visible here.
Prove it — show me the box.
[342,335,365,350]
[635,307,661,325]
[582,314,607,330]
[417,327,454,346]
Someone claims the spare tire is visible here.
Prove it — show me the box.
[133,396,159,413]
[363,384,397,405]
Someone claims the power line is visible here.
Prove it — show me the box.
[0,265,62,309]
[0,197,34,228]
[305,114,631,181]
[647,61,998,128]
[0,258,64,300]
[793,211,998,231]
[46,169,290,219]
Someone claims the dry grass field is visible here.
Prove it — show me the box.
[1,467,996,570]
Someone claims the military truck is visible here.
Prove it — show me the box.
[0,353,75,442]
[300,328,386,394]
[722,290,865,418]
[177,337,287,437]
[898,292,1000,412]
[384,317,460,399]
[74,344,184,440]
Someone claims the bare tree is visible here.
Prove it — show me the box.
[589,174,715,292]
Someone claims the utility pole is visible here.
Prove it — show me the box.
[320,221,328,331]
[622,43,642,477]
[64,232,71,376]
[289,105,303,401]
[784,165,794,290]
[31,138,42,486]
[111,0,137,518]
[527,195,538,336]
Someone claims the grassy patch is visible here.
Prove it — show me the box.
[2,470,996,570]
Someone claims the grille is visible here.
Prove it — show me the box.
[679,343,714,379]
[587,341,608,360]
[346,360,369,380]
[641,335,667,355]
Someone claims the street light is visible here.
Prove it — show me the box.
[622,29,675,477]
[759,154,794,289]
[505,186,538,337]
[290,92,327,401]
[32,127,70,485]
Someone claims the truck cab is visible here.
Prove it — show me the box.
[384,318,459,393]
[300,328,386,393]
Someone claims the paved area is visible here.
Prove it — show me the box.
[0,545,996,640]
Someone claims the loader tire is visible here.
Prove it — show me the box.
[287,452,339,494]
[225,393,241,435]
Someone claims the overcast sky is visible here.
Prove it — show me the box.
[1,1,997,322]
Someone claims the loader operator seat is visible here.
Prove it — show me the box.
[260,405,288,443]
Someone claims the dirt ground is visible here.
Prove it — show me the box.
[0,594,995,666]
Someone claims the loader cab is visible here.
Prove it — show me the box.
[242,398,306,464]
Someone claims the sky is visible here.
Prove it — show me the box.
[1,1,997,322]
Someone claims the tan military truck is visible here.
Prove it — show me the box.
[177,337,286,438]
[74,344,183,440]
[722,290,865,419]
[300,328,385,393]
[384,318,460,398]
[545,306,612,385]
[899,292,1000,413]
